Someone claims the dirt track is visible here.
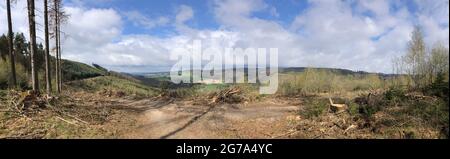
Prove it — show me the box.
[122,99,300,139]
[2,91,443,139]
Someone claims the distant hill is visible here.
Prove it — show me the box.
[129,67,397,81]
[62,60,148,83]
[279,67,364,75]
[62,60,107,81]
[60,62,400,89]
[279,67,397,78]
[62,61,159,97]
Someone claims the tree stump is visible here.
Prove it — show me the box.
[329,98,347,113]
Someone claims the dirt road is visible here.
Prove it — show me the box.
[122,99,300,139]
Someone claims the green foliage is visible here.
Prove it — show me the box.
[384,86,406,103]
[1,32,109,91]
[353,93,387,118]
[301,98,329,119]
[170,87,197,98]
[393,27,449,88]
[356,87,407,118]
[66,76,158,98]
[62,60,105,81]
[194,84,229,94]
[159,81,170,91]
[0,58,28,89]
[92,63,109,73]
[406,98,449,129]
[347,101,360,116]
[424,72,449,101]
[0,35,9,60]
[279,68,386,96]
[359,104,380,118]
[279,82,301,96]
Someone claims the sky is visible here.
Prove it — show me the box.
[0,0,449,73]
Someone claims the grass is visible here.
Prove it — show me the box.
[62,60,106,81]
[66,76,159,98]
[278,68,400,97]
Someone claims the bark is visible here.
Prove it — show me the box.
[58,24,62,92]
[6,0,17,89]
[54,0,60,93]
[27,0,39,91]
[44,0,52,94]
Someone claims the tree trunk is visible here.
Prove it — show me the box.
[27,0,39,91]
[58,25,62,92]
[44,0,52,94]
[54,0,60,93]
[6,0,17,89]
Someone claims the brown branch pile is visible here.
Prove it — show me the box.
[98,88,126,98]
[8,90,51,112]
[207,87,244,105]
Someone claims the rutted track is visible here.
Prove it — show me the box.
[122,99,300,139]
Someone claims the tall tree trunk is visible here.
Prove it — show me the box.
[27,0,39,91]
[54,0,60,93]
[44,0,52,94]
[6,0,17,89]
[58,24,62,92]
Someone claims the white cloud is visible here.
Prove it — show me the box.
[415,0,449,47]
[124,10,169,29]
[269,7,279,17]
[1,0,448,73]
[175,5,193,24]
[288,0,447,72]
[61,6,122,65]
[0,0,44,43]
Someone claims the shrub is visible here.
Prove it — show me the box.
[278,69,388,96]
[354,93,386,118]
[407,99,449,128]
[359,104,379,118]
[347,101,360,116]
[301,98,329,119]
[279,82,300,96]
[384,86,406,103]
[424,72,449,101]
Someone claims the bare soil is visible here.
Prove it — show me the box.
[1,91,443,139]
[122,98,300,139]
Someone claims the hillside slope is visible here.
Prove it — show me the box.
[62,60,107,81]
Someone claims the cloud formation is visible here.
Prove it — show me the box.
[0,0,448,73]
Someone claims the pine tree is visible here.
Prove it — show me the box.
[6,0,17,89]
[44,0,52,94]
[27,0,39,91]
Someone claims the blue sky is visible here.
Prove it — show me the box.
[71,0,221,35]
[1,0,448,73]
[65,0,431,37]
[66,0,311,37]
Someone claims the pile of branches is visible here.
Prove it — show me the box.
[207,87,244,105]
[158,90,181,99]
[98,88,126,98]
[8,90,52,113]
